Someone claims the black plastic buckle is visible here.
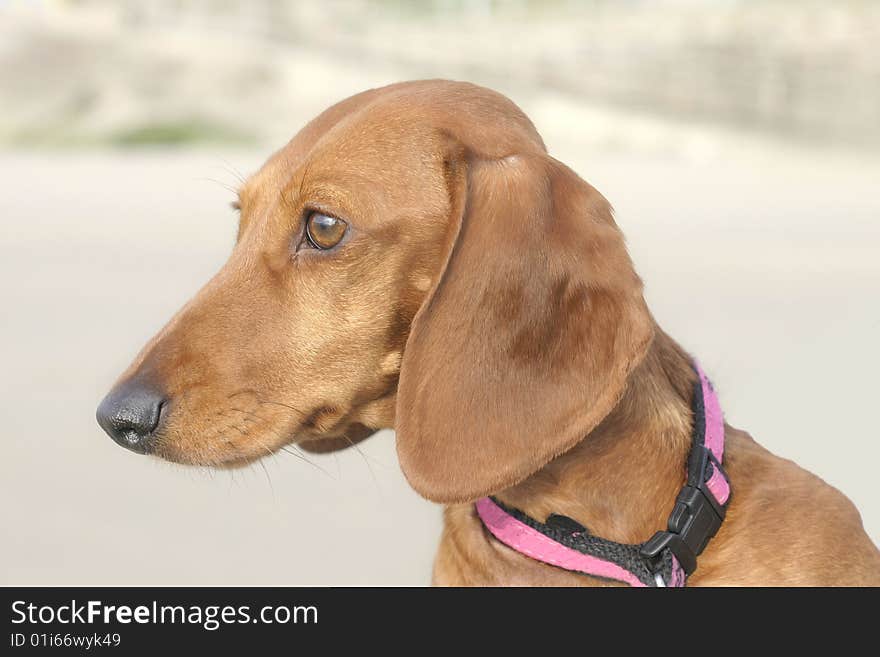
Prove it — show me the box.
[640,446,726,576]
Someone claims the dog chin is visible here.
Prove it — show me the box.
[152,422,379,468]
[213,455,270,470]
[151,439,278,470]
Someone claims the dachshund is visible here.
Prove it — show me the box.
[97,80,880,586]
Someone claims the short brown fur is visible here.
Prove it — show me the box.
[103,80,880,585]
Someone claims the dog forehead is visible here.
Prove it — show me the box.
[243,114,443,214]
[298,104,445,169]
[239,80,544,212]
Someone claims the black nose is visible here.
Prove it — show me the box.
[96,380,166,454]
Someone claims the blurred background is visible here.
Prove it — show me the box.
[1,0,878,585]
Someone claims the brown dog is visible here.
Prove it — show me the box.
[97,80,880,586]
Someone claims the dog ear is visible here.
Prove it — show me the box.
[395,152,654,503]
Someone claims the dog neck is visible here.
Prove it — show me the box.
[495,330,697,544]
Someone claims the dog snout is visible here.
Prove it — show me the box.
[96,379,166,454]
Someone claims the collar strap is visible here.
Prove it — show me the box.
[475,360,730,587]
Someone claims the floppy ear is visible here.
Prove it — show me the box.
[395,152,654,503]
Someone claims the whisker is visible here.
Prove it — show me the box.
[218,396,339,481]
[227,406,269,424]
[226,391,308,421]
[342,434,381,494]
[234,428,277,501]
[215,157,248,186]
[256,398,308,415]
[195,176,239,195]
[257,458,275,501]
[280,444,336,480]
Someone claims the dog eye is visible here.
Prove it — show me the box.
[305,212,347,249]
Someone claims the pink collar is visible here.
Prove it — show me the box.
[475,361,730,587]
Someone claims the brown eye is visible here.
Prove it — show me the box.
[305,212,347,250]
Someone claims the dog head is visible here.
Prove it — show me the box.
[97,80,653,502]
